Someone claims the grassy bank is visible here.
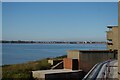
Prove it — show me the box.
[2,55,67,80]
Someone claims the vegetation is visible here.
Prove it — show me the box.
[53,55,67,60]
[2,55,67,80]
[1,40,106,44]
[2,59,51,80]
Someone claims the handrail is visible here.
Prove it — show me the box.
[82,60,111,80]
[82,63,99,80]
[51,61,63,70]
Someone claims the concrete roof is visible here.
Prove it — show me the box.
[67,50,113,53]
[32,69,82,74]
[107,25,118,28]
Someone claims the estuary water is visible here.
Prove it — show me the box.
[2,43,107,65]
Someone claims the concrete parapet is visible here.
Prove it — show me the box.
[32,69,84,80]
[67,50,114,73]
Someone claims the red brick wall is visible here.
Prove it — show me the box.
[63,58,72,70]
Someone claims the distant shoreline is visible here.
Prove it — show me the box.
[1,40,106,44]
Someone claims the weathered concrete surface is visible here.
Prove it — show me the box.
[107,26,118,50]
[32,69,84,80]
[109,60,118,78]
[118,0,120,79]
[0,67,2,80]
[97,60,118,79]
[67,50,114,73]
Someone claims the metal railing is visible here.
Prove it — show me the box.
[82,60,113,80]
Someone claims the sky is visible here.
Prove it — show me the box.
[2,2,118,41]
[2,0,118,2]
[0,2,1,41]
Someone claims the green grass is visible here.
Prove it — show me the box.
[52,55,67,60]
[2,55,67,80]
[2,59,51,80]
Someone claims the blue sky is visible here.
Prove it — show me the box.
[0,2,1,40]
[2,2,118,41]
[2,0,118,2]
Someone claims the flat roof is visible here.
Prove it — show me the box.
[32,69,82,74]
[67,50,113,53]
[107,26,118,28]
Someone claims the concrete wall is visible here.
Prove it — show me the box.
[67,50,80,59]
[67,50,114,73]
[45,71,84,80]
[118,0,120,79]
[32,70,85,80]
[107,26,118,50]
[79,51,114,73]
[67,50,80,69]
[107,30,112,40]
[112,27,119,50]
[32,71,45,80]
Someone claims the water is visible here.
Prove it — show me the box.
[2,43,106,65]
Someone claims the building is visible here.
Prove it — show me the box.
[32,1,120,79]
[106,26,118,50]
[106,1,120,79]
[118,0,120,79]
[32,50,114,80]
[65,50,114,73]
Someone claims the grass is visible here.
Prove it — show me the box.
[2,59,51,80]
[2,55,67,80]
